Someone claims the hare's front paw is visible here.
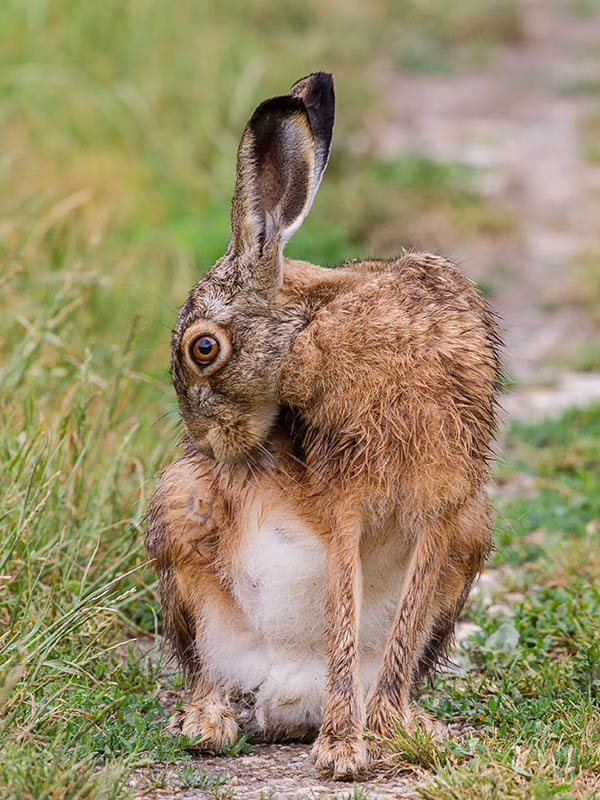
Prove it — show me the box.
[168,698,239,753]
[311,729,367,781]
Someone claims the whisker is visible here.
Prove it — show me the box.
[255,442,276,467]
[287,449,336,493]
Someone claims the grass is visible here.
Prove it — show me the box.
[395,0,524,73]
[176,764,231,797]
[582,107,600,167]
[568,251,600,324]
[335,154,515,256]
[3,0,598,798]
[553,249,600,370]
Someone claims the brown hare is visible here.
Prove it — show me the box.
[145,72,502,780]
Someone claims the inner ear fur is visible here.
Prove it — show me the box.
[289,72,335,203]
[249,95,315,245]
[229,73,335,291]
[231,95,315,266]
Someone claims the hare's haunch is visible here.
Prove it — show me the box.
[145,72,502,781]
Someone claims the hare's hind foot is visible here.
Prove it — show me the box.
[367,697,446,738]
[311,727,368,781]
[168,692,239,754]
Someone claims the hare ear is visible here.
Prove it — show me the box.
[288,72,335,205]
[229,73,335,291]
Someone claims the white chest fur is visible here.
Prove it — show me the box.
[233,496,328,650]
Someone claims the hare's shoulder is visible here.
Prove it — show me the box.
[283,253,485,314]
[348,253,481,302]
[284,252,493,372]
[280,251,500,467]
[281,257,358,304]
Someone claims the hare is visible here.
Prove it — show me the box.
[145,72,502,780]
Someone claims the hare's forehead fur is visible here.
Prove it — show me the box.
[177,259,259,326]
[172,265,301,356]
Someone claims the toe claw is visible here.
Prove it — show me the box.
[311,731,368,780]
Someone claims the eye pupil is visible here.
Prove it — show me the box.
[197,338,213,355]
[190,334,219,365]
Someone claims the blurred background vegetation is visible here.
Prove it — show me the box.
[1,0,600,798]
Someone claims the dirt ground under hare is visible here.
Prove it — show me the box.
[135,1,600,796]
[128,743,421,800]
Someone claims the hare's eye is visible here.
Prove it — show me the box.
[190,335,219,365]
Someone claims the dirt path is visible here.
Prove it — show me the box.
[129,742,420,800]
[137,3,600,798]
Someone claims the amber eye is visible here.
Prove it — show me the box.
[190,334,219,365]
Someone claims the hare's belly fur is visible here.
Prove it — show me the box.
[198,491,408,737]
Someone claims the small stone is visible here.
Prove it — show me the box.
[455,621,482,643]
[238,756,262,767]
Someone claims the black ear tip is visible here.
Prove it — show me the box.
[304,71,334,89]
[316,71,334,89]
[289,71,334,101]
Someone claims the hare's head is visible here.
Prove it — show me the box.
[170,73,334,462]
